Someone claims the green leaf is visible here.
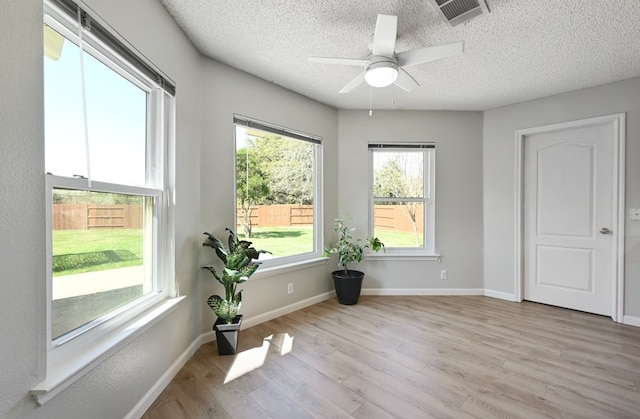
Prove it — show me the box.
[207,294,240,323]
[202,265,223,283]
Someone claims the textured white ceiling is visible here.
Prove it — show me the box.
[160,0,640,111]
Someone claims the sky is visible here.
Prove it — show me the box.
[44,29,148,187]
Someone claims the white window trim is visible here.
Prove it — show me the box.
[33,0,180,404]
[369,144,437,256]
[233,117,324,270]
[249,257,328,280]
[31,296,184,405]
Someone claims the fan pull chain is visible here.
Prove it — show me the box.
[369,85,373,117]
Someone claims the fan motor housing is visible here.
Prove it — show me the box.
[367,55,398,67]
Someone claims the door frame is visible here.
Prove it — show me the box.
[514,113,626,322]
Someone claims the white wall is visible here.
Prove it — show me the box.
[198,59,339,327]
[483,77,640,317]
[338,110,484,291]
[0,0,203,417]
[0,0,46,417]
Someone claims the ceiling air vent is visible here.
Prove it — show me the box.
[428,0,490,28]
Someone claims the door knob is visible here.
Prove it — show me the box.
[600,227,611,234]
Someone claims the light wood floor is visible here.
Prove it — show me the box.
[143,296,640,418]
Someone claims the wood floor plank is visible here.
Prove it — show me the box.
[543,384,638,419]
[253,349,353,418]
[166,371,233,418]
[142,385,190,419]
[503,357,640,415]
[261,347,365,414]
[341,372,432,419]
[289,306,428,372]
[145,296,640,418]
[350,401,398,419]
[249,382,313,419]
[327,349,469,417]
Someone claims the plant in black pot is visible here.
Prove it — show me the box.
[324,217,384,305]
[202,228,269,355]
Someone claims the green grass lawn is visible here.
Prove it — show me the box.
[375,229,423,248]
[53,229,143,276]
[238,226,314,258]
[239,225,422,257]
[51,225,422,276]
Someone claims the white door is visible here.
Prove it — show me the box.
[523,122,615,316]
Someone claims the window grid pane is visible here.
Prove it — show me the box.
[373,202,425,248]
[44,26,148,187]
[373,151,424,199]
[235,125,317,260]
[51,189,153,340]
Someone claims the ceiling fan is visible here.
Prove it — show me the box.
[309,14,464,93]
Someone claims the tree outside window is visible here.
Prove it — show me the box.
[235,123,320,262]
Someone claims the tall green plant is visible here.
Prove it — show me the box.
[202,228,269,323]
[324,217,384,274]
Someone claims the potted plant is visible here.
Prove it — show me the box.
[324,217,384,305]
[202,228,269,355]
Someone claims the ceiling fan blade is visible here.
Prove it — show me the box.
[371,14,397,57]
[308,56,368,67]
[339,72,366,94]
[397,41,464,67]
[394,68,420,92]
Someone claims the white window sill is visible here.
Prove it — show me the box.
[249,257,328,280]
[365,253,442,262]
[31,295,185,405]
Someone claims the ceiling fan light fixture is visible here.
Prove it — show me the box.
[365,61,398,87]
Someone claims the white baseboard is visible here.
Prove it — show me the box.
[484,289,519,301]
[199,291,336,343]
[126,291,334,418]
[623,315,640,327]
[362,288,484,296]
[124,333,208,419]
[240,291,335,329]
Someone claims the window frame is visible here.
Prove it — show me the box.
[45,177,165,347]
[34,0,180,405]
[368,143,437,257]
[233,115,324,271]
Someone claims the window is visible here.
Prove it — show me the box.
[370,144,436,255]
[234,115,323,267]
[43,0,175,347]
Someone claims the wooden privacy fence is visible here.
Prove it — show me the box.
[237,205,313,228]
[53,204,143,230]
[237,204,424,233]
[53,204,423,232]
[374,204,424,233]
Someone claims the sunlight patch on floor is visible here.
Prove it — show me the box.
[265,332,294,355]
[224,333,294,383]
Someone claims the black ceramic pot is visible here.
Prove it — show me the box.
[332,270,365,305]
[214,315,243,355]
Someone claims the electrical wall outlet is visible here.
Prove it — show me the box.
[287,283,294,295]
[440,270,447,280]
